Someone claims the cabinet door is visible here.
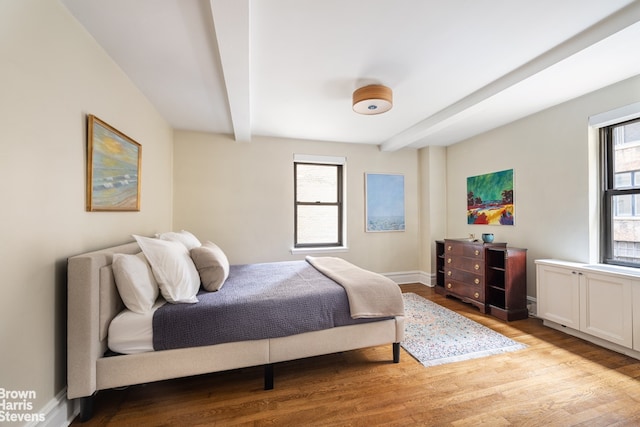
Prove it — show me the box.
[580,272,632,349]
[536,264,580,329]
[634,283,640,352]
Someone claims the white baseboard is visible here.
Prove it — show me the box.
[383,270,434,286]
[28,389,78,427]
[386,272,536,315]
[527,296,538,318]
[542,319,640,361]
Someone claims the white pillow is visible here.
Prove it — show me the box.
[133,235,200,304]
[112,252,159,314]
[190,241,230,292]
[156,230,202,250]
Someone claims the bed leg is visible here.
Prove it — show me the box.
[264,364,274,390]
[393,342,400,363]
[79,395,94,422]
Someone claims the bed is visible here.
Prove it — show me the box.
[67,235,405,421]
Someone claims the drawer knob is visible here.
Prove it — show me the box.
[447,283,452,289]
[474,264,480,270]
[474,250,480,256]
[474,278,480,284]
[447,271,452,276]
[474,292,479,299]
[447,258,452,264]
[447,245,452,251]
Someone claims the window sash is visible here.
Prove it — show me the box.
[294,162,343,247]
[602,118,640,267]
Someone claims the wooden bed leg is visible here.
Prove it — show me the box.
[79,395,94,422]
[264,364,274,390]
[393,342,400,363]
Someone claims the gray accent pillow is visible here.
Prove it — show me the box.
[190,241,230,291]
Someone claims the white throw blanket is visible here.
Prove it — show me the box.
[306,256,404,319]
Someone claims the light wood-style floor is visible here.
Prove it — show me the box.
[72,284,640,426]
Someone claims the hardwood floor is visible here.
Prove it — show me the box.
[72,284,640,426]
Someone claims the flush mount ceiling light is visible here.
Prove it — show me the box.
[352,84,393,115]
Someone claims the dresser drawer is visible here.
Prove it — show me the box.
[445,240,484,258]
[444,279,484,301]
[444,241,464,255]
[437,239,515,316]
[462,244,484,258]
[445,256,484,274]
[445,268,483,286]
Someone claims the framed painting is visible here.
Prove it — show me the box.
[86,115,141,211]
[365,173,405,232]
[467,169,514,225]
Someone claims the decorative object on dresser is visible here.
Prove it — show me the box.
[435,239,528,321]
[481,233,494,243]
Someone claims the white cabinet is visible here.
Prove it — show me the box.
[634,285,640,352]
[580,271,632,348]
[536,263,580,329]
[536,260,634,350]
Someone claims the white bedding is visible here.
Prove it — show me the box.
[108,299,166,354]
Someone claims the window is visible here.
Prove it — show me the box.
[294,155,344,248]
[602,118,640,266]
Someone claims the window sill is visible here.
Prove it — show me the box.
[290,246,349,255]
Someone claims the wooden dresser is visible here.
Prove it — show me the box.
[435,238,527,320]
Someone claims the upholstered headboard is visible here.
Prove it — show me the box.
[67,241,139,399]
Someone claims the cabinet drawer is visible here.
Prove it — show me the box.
[444,279,484,301]
[444,242,484,259]
[462,245,484,258]
[446,256,484,274]
[444,242,463,255]
[445,268,483,286]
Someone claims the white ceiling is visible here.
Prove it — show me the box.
[60,0,640,150]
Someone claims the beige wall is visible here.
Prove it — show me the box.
[418,146,447,273]
[0,0,173,416]
[173,132,419,274]
[4,0,640,420]
[446,74,640,297]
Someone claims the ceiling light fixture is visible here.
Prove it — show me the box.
[352,84,393,115]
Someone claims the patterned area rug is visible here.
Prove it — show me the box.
[401,293,527,367]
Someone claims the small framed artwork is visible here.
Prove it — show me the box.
[467,168,514,225]
[365,173,405,232]
[86,115,141,211]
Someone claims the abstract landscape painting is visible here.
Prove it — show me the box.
[467,169,514,225]
[366,173,405,232]
[86,115,141,211]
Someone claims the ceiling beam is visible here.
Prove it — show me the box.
[210,0,251,142]
[380,0,640,152]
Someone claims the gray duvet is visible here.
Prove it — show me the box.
[152,260,383,351]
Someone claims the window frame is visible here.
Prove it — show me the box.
[601,117,640,267]
[293,157,345,249]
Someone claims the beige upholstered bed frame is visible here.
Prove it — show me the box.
[67,242,405,421]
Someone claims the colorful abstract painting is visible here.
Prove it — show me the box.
[365,173,405,232]
[467,169,514,225]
